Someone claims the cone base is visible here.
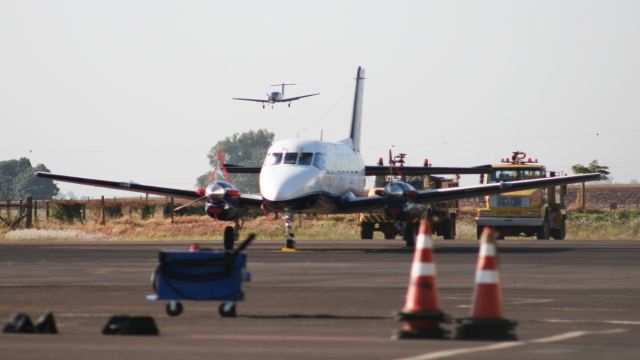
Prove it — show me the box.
[392,310,449,340]
[392,327,448,340]
[455,317,518,341]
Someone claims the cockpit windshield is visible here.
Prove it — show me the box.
[265,152,283,166]
[489,169,544,182]
[298,152,314,165]
[283,152,298,164]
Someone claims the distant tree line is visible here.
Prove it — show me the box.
[0,158,59,200]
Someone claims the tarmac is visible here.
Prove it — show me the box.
[0,239,639,359]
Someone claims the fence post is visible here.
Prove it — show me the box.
[25,197,33,229]
[101,196,106,225]
[45,201,50,222]
[82,203,87,222]
[6,200,10,221]
[170,197,174,224]
[19,199,23,218]
[33,200,38,224]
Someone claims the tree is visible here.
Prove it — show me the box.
[571,160,610,210]
[196,129,274,193]
[0,158,59,200]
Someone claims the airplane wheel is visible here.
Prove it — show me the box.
[224,226,235,251]
[403,223,416,248]
[219,302,237,317]
[166,301,183,317]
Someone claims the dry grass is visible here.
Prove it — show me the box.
[1,210,639,242]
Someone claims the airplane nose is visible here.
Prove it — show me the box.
[260,166,319,202]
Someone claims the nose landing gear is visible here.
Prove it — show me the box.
[281,210,297,252]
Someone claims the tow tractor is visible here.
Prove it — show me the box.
[475,151,568,240]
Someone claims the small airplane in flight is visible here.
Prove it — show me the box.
[36,67,604,251]
[233,83,319,108]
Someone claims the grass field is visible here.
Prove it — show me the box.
[2,209,639,242]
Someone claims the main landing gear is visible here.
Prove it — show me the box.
[223,220,243,251]
[282,210,297,252]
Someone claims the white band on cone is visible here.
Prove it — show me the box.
[479,243,496,257]
[411,262,436,276]
[475,270,499,284]
[416,233,433,249]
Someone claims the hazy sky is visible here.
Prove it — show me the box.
[2,0,639,198]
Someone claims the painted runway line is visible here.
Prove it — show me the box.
[395,328,627,360]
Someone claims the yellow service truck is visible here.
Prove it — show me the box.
[359,175,459,240]
[475,151,567,240]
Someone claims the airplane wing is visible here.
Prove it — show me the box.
[336,173,604,213]
[223,164,262,174]
[364,165,492,176]
[232,97,269,103]
[34,172,264,207]
[276,93,320,102]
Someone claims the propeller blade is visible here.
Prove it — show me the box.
[174,196,206,211]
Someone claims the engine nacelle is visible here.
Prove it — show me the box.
[203,181,241,221]
[382,180,425,221]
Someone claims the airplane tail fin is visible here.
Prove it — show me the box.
[349,67,365,152]
[271,83,296,96]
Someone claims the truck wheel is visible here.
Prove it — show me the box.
[382,225,396,240]
[536,216,551,240]
[360,223,374,240]
[551,219,566,240]
[441,215,456,240]
[403,223,416,248]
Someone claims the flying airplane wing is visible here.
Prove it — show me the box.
[232,97,270,103]
[34,171,263,206]
[276,93,320,102]
[336,173,604,213]
[364,165,492,176]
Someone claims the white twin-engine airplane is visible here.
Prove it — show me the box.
[233,83,319,109]
[36,67,604,251]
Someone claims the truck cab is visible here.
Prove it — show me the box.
[475,151,567,240]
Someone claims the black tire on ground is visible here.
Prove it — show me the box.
[218,302,237,317]
[441,215,457,240]
[382,224,396,240]
[224,226,235,251]
[166,301,183,317]
[551,218,566,240]
[403,223,416,248]
[536,215,551,240]
[360,223,374,239]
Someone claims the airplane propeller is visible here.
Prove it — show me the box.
[173,148,234,212]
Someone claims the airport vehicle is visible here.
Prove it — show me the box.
[36,67,604,250]
[233,83,319,108]
[475,151,569,240]
[359,157,460,240]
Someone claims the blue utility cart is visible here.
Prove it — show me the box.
[147,234,254,317]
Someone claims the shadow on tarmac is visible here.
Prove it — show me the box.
[239,314,388,320]
[434,246,574,254]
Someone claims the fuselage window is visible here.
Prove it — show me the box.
[298,152,314,165]
[313,152,327,170]
[284,152,298,164]
[265,152,283,166]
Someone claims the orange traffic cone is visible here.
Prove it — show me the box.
[455,227,517,340]
[393,219,448,339]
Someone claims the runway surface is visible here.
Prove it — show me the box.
[0,239,639,359]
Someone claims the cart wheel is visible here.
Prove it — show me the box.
[218,302,237,317]
[166,301,183,317]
